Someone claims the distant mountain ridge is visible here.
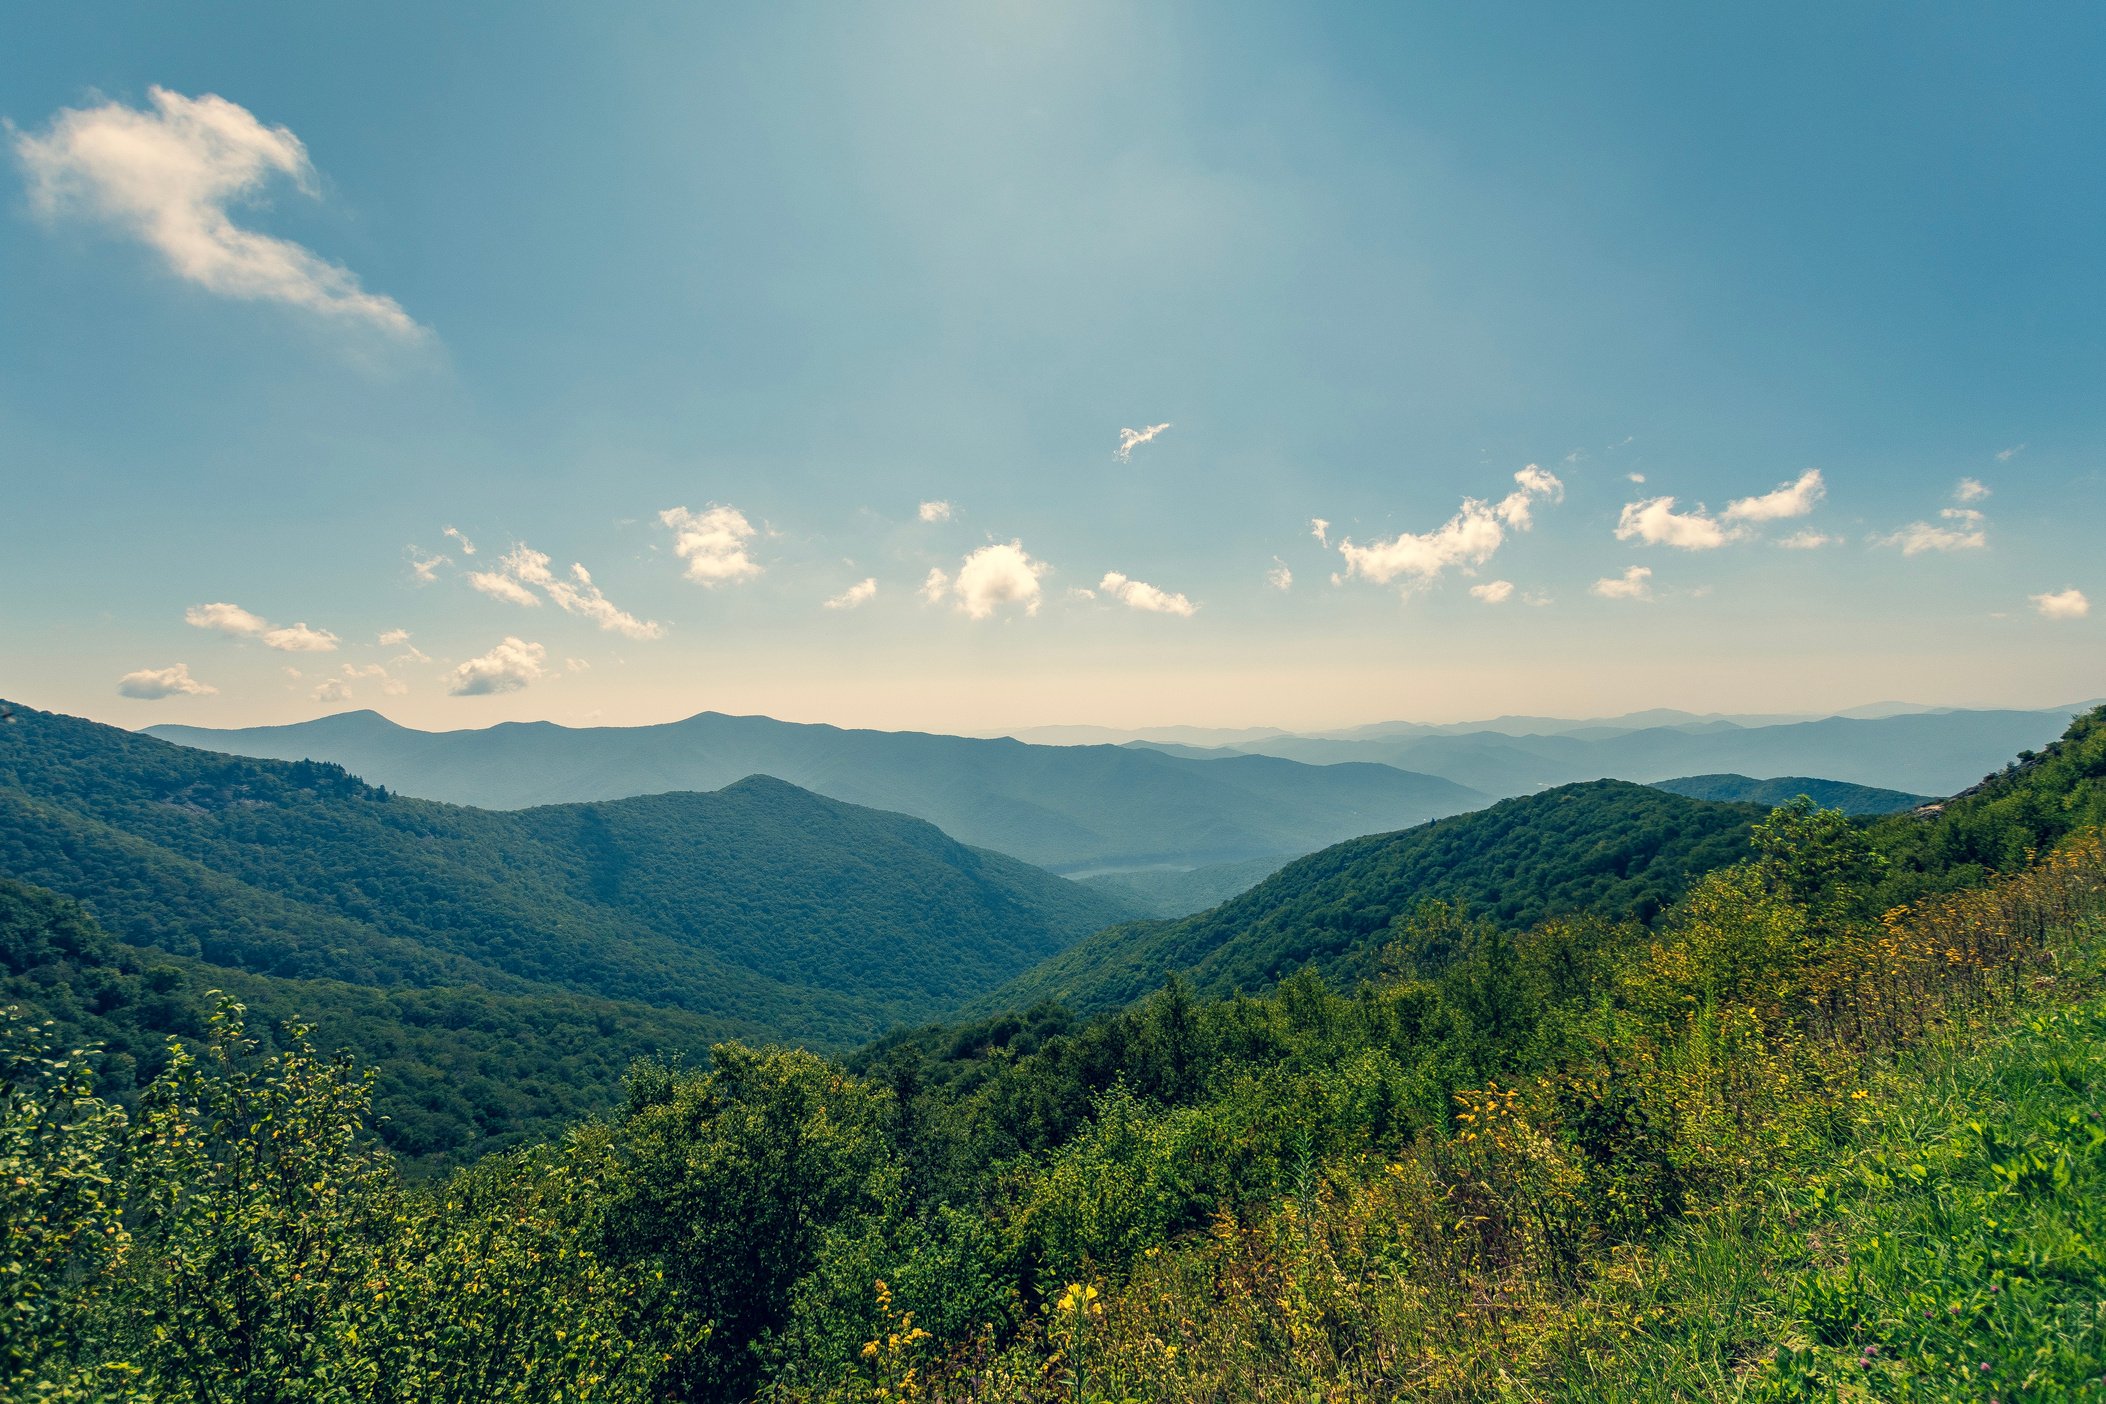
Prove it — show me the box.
[3,703,1132,1055]
[143,709,1488,872]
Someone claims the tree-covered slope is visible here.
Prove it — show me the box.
[0,876,747,1166]
[980,779,1764,1015]
[0,702,1132,1047]
[143,708,1489,871]
[1650,772,1931,814]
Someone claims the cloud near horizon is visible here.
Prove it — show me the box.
[117,662,215,699]
[13,87,424,337]
[660,505,763,586]
[446,637,547,695]
[1591,565,1654,600]
[824,577,878,610]
[184,601,339,652]
[1099,571,1197,616]
[2031,588,2090,620]
[1337,465,1563,590]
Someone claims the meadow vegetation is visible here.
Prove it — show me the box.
[5,706,2105,1401]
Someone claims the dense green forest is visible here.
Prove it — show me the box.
[0,703,1132,1050]
[984,779,1766,1015]
[1650,772,1931,814]
[11,706,2104,1399]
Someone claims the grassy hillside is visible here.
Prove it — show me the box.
[143,708,1490,871]
[0,702,1131,1049]
[983,779,1763,1015]
[1651,771,1931,814]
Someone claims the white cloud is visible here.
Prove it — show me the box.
[917,500,952,523]
[1627,472,1647,484]
[117,662,215,699]
[1266,558,1293,591]
[1778,530,1843,549]
[949,541,1047,619]
[2031,588,2090,621]
[1615,496,1731,550]
[442,525,477,555]
[469,570,541,607]
[13,87,422,336]
[1591,565,1654,600]
[1099,571,1197,616]
[1495,464,1565,529]
[1956,477,1992,502]
[342,662,406,696]
[407,551,450,585]
[1310,517,1330,547]
[1339,466,1562,588]
[1877,520,1986,555]
[184,601,268,637]
[483,544,664,639]
[312,677,353,703]
[1723,468,1825,523]
[1115,422,1171,462]
[1994,445,2023,463]
[1469,579,1516,604]
[377,628,410,646]
[446,637,547,696]
[261,622,339,652]
[920,567,950,604]
[660,505,762,586]
[392,643,432,665]
[824,577,878,610]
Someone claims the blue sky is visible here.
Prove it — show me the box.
[3,2,2101,733]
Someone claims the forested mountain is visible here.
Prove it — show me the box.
[1650,772,1931,814]
[0,876,742,1164]
[0,702,1131,1053]
[1074,853,1292,918]
[980,780,1764,1015]
[1201,706,2082,797]
[22,711,2106,1401]
[143,709,1488,871]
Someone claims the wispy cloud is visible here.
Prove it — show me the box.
[1995,445,2024,463]
[1309,517,1331,547]
[446,637,547,696]
[1469,579,1515,604]
[917,500,952,523]
[311,677,352,703]
[442,526,478,555]
[1722,468,1825,523]
[1590,565,1654,601]
[184,601,338,651]
[824,577,878,610]
[1115,422,1171,462]
[117,662,215,699]
[377,628,410,646]
[660,505,762,586]
[1875,519,1986,555]
[919,567,950,605]
[407,550,450,585]
[342,662,407,695]
[1778,530,1843,550]
[12,87,423,336]
[473,544,664,639]
[1266,558,1293,591]
[2030,587,2090,620]
[1099,572,1197,616]
[1337,466,1562,589]
[1955,477,1992,503]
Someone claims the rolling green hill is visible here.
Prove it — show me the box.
[143,708,1489,871]
[1650,772,1931,814]
[0,702,1132,1053]
[979,779,1764,1015]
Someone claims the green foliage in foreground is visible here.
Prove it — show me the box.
[8,709,2105,1401]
